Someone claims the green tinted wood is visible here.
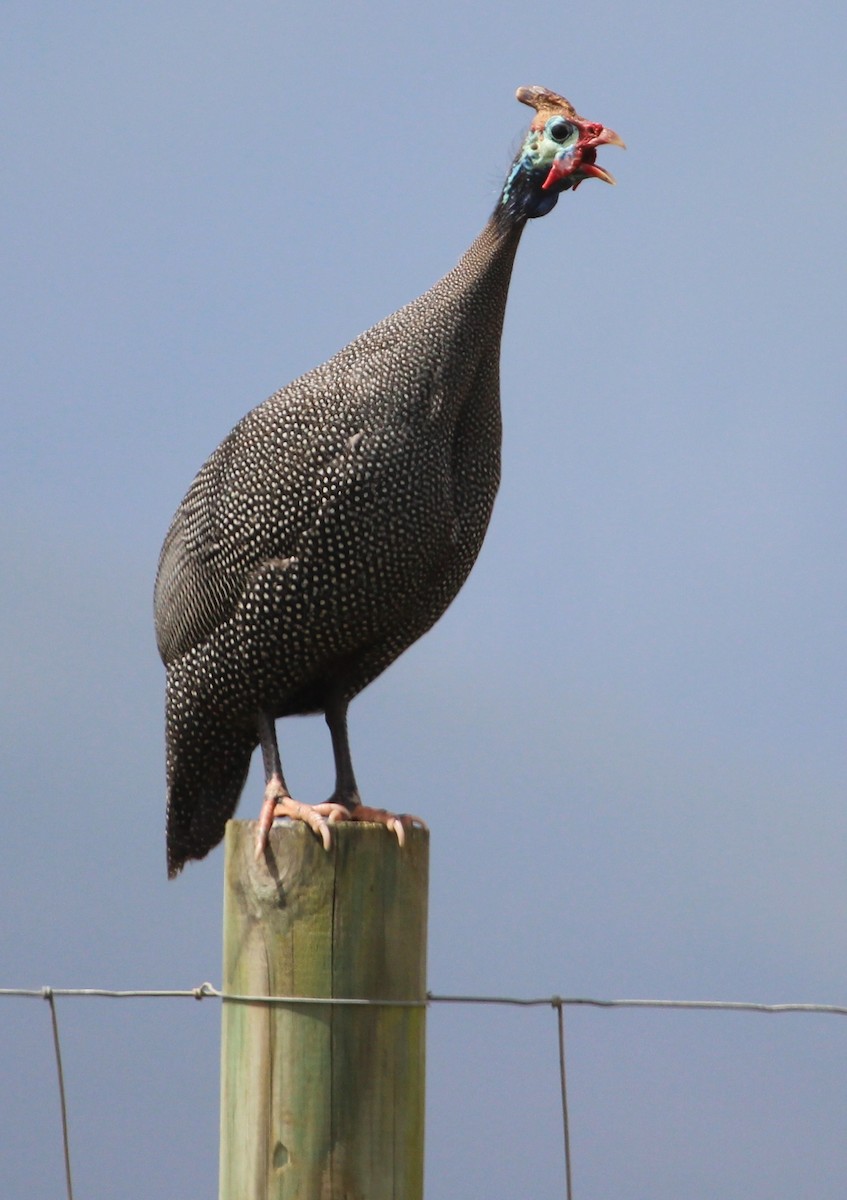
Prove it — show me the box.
[219,821,428,1200]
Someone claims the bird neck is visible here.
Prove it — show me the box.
[494,149,563,226]
[435,215,525,335]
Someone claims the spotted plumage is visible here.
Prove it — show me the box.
[155,85,623,877]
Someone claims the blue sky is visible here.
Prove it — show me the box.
[2,2,845,1196]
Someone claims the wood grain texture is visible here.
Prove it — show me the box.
[219,820,428,1200]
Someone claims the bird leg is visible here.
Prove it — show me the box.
[255,709,349,859]
[325,697,428,847]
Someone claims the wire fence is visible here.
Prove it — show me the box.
[4,983,847,1200]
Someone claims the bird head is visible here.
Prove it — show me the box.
[500,85,625,220]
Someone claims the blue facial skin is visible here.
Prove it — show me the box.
[498,118,581,221]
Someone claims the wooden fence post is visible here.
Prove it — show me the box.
[219,820,429,1200]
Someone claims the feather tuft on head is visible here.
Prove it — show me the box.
[515,85,580,128]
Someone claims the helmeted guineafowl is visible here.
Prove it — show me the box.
[155,85,623,877]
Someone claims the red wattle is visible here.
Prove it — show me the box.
[542,159,571,191]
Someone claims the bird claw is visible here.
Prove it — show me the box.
[283,799,351,851]
[255,790,350,858]
[395,813,429,846]
[348,806,428,846]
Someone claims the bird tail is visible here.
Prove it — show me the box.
[165,701,257,879]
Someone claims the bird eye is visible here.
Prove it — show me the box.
[549,119,574,143]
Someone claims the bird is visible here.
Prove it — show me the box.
[155,84,623,878]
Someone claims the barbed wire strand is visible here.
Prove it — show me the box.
[42,989,74,1200]
[6,984,847,1200]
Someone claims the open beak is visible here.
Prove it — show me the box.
[542,123,626,191]
[580,125,626,185]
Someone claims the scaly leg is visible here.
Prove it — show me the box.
[254,709,349,859]
[325,696,428,847]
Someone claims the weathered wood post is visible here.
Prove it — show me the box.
[219,820,429,1200]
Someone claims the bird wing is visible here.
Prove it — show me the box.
[154,324,452,666]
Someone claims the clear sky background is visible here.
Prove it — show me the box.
[2,2,845,1197]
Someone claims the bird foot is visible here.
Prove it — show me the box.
[346,805,428,848]
[255,781,427,859]
[255,783,349,858]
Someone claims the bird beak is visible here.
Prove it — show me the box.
[587,127,627,150]
[578,162,618,186]
[579,126,626,185]
[542,123,626,190]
